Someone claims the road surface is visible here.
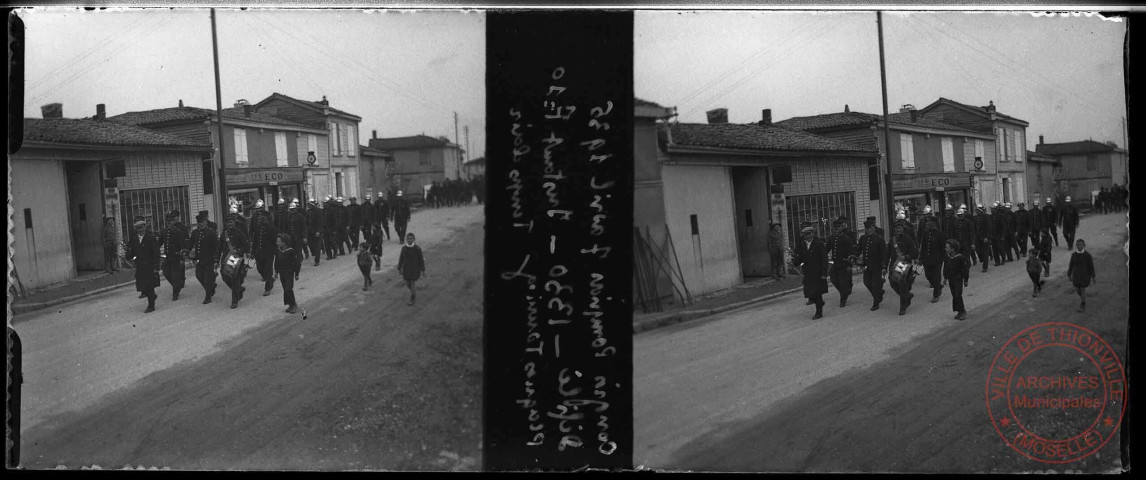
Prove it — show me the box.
[15,205,484,471]
[635,211,1128,473]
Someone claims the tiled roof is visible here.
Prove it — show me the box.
[368,135,455,151]
[635,98,666,109]
[110,106,306,128]
[665,122,878,155]
[1035,140,1123,156]
[1026,150,1059,163]
[464,156,485,165]
[776,110,972,133]
[255,92,362,120]
[359,144,392,157]
[920,97,1028,125]
[23,118,213,149]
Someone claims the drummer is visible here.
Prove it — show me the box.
[886,219,919,316]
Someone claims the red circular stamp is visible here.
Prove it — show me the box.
[986,322,1127,464]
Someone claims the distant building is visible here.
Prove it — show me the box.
[635,100,878,299]
[253,93,363,202]
[112,100,327,216]
[1024,149,1061,205]
[367,134,464,202]
[461,156,485,180]
[13,106,212,289]
[919,98,1031,207]
[1035,137,1128,206]
[777,104,995,222]
[358,142,395,199]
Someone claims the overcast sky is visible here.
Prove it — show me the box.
[19,8,486,157]
[636,11,1127,149]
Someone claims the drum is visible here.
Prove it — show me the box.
[890,260,910,283]
[221,253,244,278]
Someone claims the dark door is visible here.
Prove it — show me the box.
[732,166,772,278]
[65,161,105,271]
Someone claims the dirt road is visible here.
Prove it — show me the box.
[636,212,1128,473]
[17,205,484,470]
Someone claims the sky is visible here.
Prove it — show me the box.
[18,8,486,157]
[636,11,1127,150]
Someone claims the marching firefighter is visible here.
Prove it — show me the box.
[306,199,325,266]
[286,199,308,269]
[943,203,957,242]
[825,217,854,308]
[219,212,250,309]
[918,215,947,303]
[274,198,289,233]
[348,196,363,249]
[973,204,993,272]
[322,196,339,260]
[126,219,162,313]
[360,195,375,243]
[1002,202,1018,262]
[953,205,977,266]
[158,210,188,301]
[990,202,1007,266]
[334,196,350,256]
[392,190,411,242]
[1043,197,1060,248]
[375,191,391,242]
[794,224,829,319]
[856,217,886,311]
[886,219,918,316]
[1061,196,1080,249]
[1029,200,1044,249]
[1015,201,1031,257]
[188,210,219,304]
[250,212,279,296]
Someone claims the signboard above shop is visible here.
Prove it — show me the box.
[892,174,971,192]
[227,167,305,187]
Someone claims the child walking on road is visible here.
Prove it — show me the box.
[275,233,301,314]
[397,232,425,306]
[357,242,374,291]
[943,239,970,320]
[1066,239,1097,313]
[1027,246,1048,297]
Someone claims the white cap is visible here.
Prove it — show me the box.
[1065,196,1072,202]
[325,195,332,201]
[337,196,344,202]
[959,203,967,210]
[293,198,300,204]
[278,198,285,204]
[1034,199,1040,205]
[377,192,383,198]
[1046,197,1052,203]
[946,204,953,210]
[255,199,264,208]
[993,201,1000,207]
[957,207,966,214]
[397,190,403,196]
[977,203,984,209]
[229,205,239,214]
[923,205,932,214]
[895,212,906,220]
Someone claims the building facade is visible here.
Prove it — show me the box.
[358,144,395,199]
[13,114,212,289]
[1025,149,1061,204]
[111,101,329,217]
[1035,138,1128,206]
[367,134,464,202]
[461,156,485,180]
[253,93,363,202]
[919,98,1031,207]
[633,103,877,300]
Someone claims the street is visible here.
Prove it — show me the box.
[635,212,1128,473]
[15,205,484,470]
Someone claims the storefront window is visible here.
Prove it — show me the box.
[278,185,300,205]
[944,191,967,210]
[893,193,928,224]
[228,188,260,214]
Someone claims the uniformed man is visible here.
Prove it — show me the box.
[219,212,250,309]
[1029,200,1044,249]
[1061,196,1080,249]
[274,198,289,233]
[375,192,391,241]
[360,195,375,242]
[794,224,830,319]
[886,219,919,316]
[990,202,1007,266]
[188,210,218,304]
[918,215,947,303]
[973,204,993,272]
[306,198,325,266]
[322,196,339,260]
[334,196,349,256]
[392,190,411,242]
[1015,201,1031,257]
[348,196,363,249]
[1002,202,1018,262]
[250,212,279,296]
[1043,197,1060,247]
[856,217,886,311]
[826,217,854,308]
[158,210,188,301]
[126,219,162,312]
[943,203,957,242]
[954,205,977,266]
[286,199,308,267]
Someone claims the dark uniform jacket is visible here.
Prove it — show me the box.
[1043,205,1059,228]
[249,220,278,258]
[991,210,1007,238]
[954,215,976,251]
[793,237,829,297]
[323,202,338,231]
[274,246,302,276]
[918,226,947,267]
[392,198,411,223]
[943,210,957,240]
[1029,207,1044,233]
[361,199,375,226]
[348,201,363,228]
[375,198,390,222]
[159,223,189,259]
[126,232,161,291]
[973,211,992,241]
[1003,209,1017,236]
[188,224,218,263]
[826,230,854,266]
[306,205,325,237]
[286,208,308,243]
[220,226,250,263]
[1016,209,1031,234]
[1061,204,1080,229]
[856,232,886,271]
[333,203,347,230]
[886,233,918,272]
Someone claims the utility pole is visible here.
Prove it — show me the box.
[211,8,229,221]
[877,11,896,242]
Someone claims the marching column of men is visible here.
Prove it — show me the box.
[125,191,417,313]
[799,194,1093,321]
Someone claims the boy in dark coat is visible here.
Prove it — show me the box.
[397,232,426,305]
[1027,245,1048,297]
[275,233,301,314]
[358,242,374,291]
[919,216,947,303]
[1066,238,1096,312]
[887,220,919,316]
[943,239,970,320]
[126,220,162,312]
[794,225,829,319]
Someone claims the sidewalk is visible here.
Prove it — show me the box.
[633,275,806,333]
[10,263,194,317]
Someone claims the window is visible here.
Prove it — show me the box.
[308,134,318,154]
[1001,177,1011,203]
[335,171,344,197]
[347,127,356,157]
[1086,154,1098,171]
[975,139,984,161]
[275,132,289,166]
[899,133,915,169]
[339,125,350,156]
[119,186,191,241]
[941,137,955,172]
[1014,131,1024,162]
[1000,129,1010,161]
[233,128,249,164]
[419,150,431,166]
[202,160,214,195]
[785,191,857,248]
[331,123,342,156]
[1014,176,1025,203]
[347,169,358,198]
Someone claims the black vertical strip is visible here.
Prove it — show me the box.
[485,11,633,471]
[8,9,26,154]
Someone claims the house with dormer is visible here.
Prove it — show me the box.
[919,98,1031,206]
[253,93,363,202]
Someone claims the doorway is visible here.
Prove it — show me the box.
[65,161,104,272]
[731,166,772,279]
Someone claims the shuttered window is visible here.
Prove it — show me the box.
[331,123,341,156]
[975,139,984,159]
[275,132,289,166]
[347,127,356,157]
[1014,131,1023,162]
[899,133,915,169]
[1000,129,1010,161]
[339,125,349,156]
[233,129,249,164]
[308,133,318,154]
[941,137,955,172]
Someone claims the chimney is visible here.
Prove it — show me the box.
[178,99,184,107]
[243,104,252,118]
[760,109,772,126]
[319,95,329,107]
[1039,135,1044,145]
[95,104,106,120]
[41,103,63,118]
[985,100,996,113]
[234,99,249,109]
[844,104,850,113]
[898,104,916,114]
[706,108,728,124]
[372,129,378,139]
